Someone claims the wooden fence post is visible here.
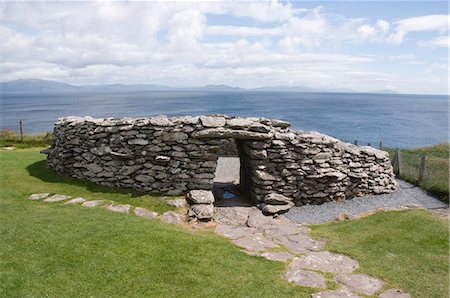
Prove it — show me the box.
[379,141,382,150]
[394,148,402,176]
[19,120,24,143]
[418,154,426,184]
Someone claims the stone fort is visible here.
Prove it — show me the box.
[44,114,397,215]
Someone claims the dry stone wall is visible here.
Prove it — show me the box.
[45,114,397,208]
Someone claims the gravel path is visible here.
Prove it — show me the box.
[285,180,448,224]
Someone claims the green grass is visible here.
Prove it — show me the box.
[385,144,449,203]
[0,128,52,148]
[312,210,449,298]
[0,148,311,297]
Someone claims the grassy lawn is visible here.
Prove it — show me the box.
[1,148,448,297]
[385,144,449,203]
[312,210,449,298]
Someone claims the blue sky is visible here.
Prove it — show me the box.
[1,1,448,94]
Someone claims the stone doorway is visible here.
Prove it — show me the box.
[213,155,254,207]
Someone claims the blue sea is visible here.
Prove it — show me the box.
[0,91,448,148]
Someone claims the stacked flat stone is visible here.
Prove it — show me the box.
[186,190,215,220]
[44,114,397,212]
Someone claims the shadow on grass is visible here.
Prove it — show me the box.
[26,160,147,198]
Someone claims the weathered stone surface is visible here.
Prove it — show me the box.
[232,235,278,251]
[284,267,326,288]
[246,207,274,228]
[200,116,226,127]
[264,193,293,205]
[166,198,187,208]
[82,200,104,207]
[261,251,294,262]
[292,251,359,274]
[134,207,158,219]
[260,202,295,214]
[64,197,86,205]
[28,193,49,200]
[335,274,384,296]
[214,224,257,239]
[44,194,71,202]
[192,128,272,140]
[311,286,362,298]
[106,204,131,213]
[161,211,184,224]
[213,207,251,226]
[188,204,214,220]
[273,234,325,254]
[186,190,215,204]
[128,138,149,145]
[379,289,411,298]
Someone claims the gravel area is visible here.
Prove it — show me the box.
[285,180,448,224]
[214,157,448,224]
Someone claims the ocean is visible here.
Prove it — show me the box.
[0,91,447,148]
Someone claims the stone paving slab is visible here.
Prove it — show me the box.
[273,234,326,254]
[335,273,384,296]
[44,194,71,202]
[134,207,159,219]
[292,251,359,274]
[262,222,311,239]
[284,267,326,288]
[232,235,278,251]
[106,204,131,213]
[311,286,361,298]
[260,251,295,262]
[28,193,50,200]
[161,211,184,224]
[64,197,86,205]
[82,200,104,207]
[214,224,257,239]
[379,288,411,298]
[213,206,251,226]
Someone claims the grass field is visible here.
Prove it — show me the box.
[385,144,449,203]
[0,147,448,297]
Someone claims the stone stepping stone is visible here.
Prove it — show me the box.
[273,234,326,254]
[379,289,411,298]
[28,193,50,200]
[44,194,71,202]
[166,199,187,208]
[134,207,158,219]
[312,286,361,298]
[214,224,257,239]
[64,197,86,205]
[161,211,184,225]
[213,206,251,226]
[232,235,278,251]
[335,273,384,296]
[106,204,131,213]
[284,267,326,288]
[82,200,104,207]
[292,251,359,274]
[260,251,294,262]
[262,222,311,239]
[246,207,274,228]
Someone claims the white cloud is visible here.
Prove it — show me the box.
[420,35,449,48]
[357,19,390,41]
[387,14,449,44]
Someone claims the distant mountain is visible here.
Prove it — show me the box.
[0,79,354,93]
[179,84,244,92]
[84,83,173,92]
[369,89,398,94]
[250,85,355,93]
[0,79,79,92]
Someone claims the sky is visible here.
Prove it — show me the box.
[1,1,449,94]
